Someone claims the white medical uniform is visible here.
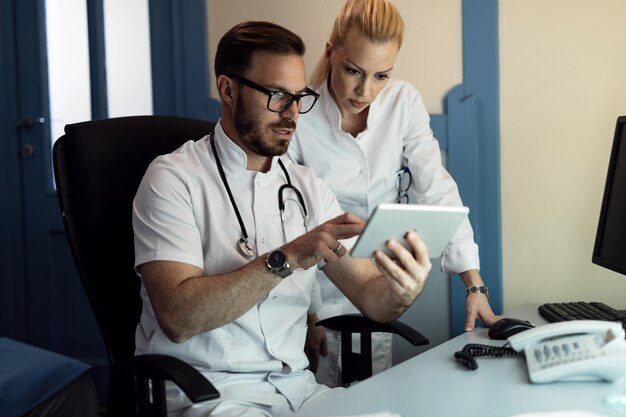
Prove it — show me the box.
[133,122,344,416]
[288,79,480,387]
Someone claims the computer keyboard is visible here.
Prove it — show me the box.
[539,302,626,328]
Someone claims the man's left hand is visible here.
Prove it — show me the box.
[305,314,328,373]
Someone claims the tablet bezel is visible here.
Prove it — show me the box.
[349,204,469,259]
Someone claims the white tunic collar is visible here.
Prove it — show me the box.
[316,78,389,140]
[212,120,285,174]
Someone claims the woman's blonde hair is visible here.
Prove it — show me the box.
[309,0,404,88]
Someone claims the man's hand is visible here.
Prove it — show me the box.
[305,314,327,373]
[372,230,431,312]
[283,212,365,270]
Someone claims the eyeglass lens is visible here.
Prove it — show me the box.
[268,91,317,114]
[229,74,318,114]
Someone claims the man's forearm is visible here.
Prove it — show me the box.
[141,257,281,342]
[353,275,411,323]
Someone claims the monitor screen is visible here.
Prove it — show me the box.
[593,116,626,275]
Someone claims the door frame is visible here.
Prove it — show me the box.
[149,0,221,120]
[446,0,502,334]
[0,0,27,342]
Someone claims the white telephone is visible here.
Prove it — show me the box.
[507,320,626,383]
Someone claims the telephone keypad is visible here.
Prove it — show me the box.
[530,336,598,368]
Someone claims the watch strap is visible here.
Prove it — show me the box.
[275,265,292,279]
[466,285,489,299]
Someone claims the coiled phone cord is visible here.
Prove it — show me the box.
[454,343,523,370]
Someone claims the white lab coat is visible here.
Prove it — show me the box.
[289,79,480,386]
[133,122,342,413]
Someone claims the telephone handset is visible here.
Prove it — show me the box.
[507,320,626,383]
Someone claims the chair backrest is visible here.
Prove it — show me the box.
[53,116,215,366]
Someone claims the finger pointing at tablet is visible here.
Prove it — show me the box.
[283,212,365,270]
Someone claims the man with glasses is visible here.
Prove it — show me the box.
[132,21,432,417]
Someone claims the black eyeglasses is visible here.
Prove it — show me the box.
[396,167,412,204]
[229,74,320,114]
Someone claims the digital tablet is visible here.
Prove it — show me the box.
[350,204,469,259]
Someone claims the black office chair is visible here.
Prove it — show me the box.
[53,116,220,417]
[52,115,429,414]
[316,314,428,387]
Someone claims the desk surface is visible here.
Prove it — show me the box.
[296,304,626,417]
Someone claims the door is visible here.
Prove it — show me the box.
[0,0,216,396]
[12,0,107,364]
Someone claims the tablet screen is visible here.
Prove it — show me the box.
[350,204,469,259]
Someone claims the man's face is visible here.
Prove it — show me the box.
[233,52,307,158]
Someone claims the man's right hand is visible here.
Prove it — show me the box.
[283,212,365,270]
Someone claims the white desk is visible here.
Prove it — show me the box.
[296,304,626,417]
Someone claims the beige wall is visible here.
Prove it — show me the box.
[206,0,462,113]
[500,0,626,310]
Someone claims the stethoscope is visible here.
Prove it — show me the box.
[210,132,309,258]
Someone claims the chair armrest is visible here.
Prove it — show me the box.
[316,314,429,346]
[316,314,429,386]
[117,354,219,403]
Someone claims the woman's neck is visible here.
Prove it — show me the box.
[340,108,368,138]
[327,78,369,137]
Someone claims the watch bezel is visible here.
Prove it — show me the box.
[266,249,292,278]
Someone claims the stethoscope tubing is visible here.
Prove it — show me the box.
[210,132,308,257]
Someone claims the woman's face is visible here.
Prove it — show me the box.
[327,30,400,117]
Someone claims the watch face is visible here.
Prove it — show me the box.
[268,250,287,269]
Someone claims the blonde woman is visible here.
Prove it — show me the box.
[289,0,500,387]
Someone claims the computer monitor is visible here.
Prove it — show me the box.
[592,116,626,275]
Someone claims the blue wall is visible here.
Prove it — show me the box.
[429,0,501,335]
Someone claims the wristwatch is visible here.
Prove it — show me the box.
[466,285,489,299]
[266,249,292,278]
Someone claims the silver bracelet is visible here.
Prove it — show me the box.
[466,285,489,299]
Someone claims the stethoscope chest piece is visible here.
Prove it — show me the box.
[238,238,256,258]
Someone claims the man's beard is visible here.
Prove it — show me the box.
[234,99,296,157]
